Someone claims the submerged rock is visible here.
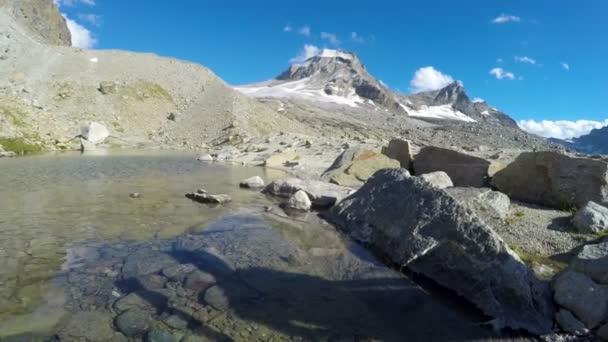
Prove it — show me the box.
[493,151,608,209]
[286,190,312,211]
[327,168,554,334]
[58,311,118,342]
[186,189,232,204]
[321,147,400,187]
[572,201,608,234]
[419,171,453,189]
[263,178,353,207]
[115,308,151,337]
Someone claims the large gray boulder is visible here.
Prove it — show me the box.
[569,241,608,285]
[572,201,608,234]
[445,187,511,220]
[321,147,400,187]
[263,178,354,207]
[413,146,493,187]
[327,168,554,334]
[553,270,608,329]
[381,138,412,169]
[80,122,110,145]
[493,151,608,209]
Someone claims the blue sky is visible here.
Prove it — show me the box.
[56,0,608,139]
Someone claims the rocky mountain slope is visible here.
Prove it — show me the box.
[551,126,608,154]
[236,49,560,152]
[0,0,311,153]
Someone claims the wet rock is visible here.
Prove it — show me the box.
[419,171,453,189]
[327,168,554,334]
[115,308,151,337]
[493,151,608,209]
[553,271,608,328]
[183,269,217,292]
[146,329,180,342]
[413,146,492,187]
[137,273,168,290]
[186,189,232,204]
[113,291,165,314]
[197,154,214,162]
[264,150,300,167]
[286,190,312,211]
[572,201,608,234]
[163,314,189,330]
[321,147,400,187]
[239,176,265,189]
[445,187,511,220]
[381,138,412,169]
[58,311,117,342]
[263,178,353,207]
[569,241,608,284]
[555,309,589,335]
[162,264,196,281]
[80,121,110,145]
[122,249,177,278]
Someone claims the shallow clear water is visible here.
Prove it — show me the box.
[0,151,498,341]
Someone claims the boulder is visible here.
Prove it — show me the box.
[419,171,453,189]
[186,189,231,204]
[569,241,608,285]
[80,122,110,145]
[197,154,214,162]
[98,81,117,95]
[413,146,492,187]
[321,147,400,187]
[572,202,608,234]
[327,168,553,334]
[263,150,300,167]
[493,151,608,209]
[445,187,511,220]
[263,178,353,207]
[555,309,589,335]
[381,138,412,169]
[239,176,265,189]
[286,190,312,211]
[598,323,608,340]
[553,271,608,329]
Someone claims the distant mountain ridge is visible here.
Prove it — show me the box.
[236,49,519,129]
[551,125,608,154]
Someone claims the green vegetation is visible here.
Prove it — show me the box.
[54,82,73,100]
[0,105,26,127]
[0,137,43,154]
[509,244,567,279]
[122,81,174,102]
[514,210,525,217]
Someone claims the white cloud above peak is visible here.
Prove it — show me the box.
[410,66,454,93]
[518,119,608,139]
[320,32,340,46]
[298,25,311,37]
[289,44,320,64]
[489,67,516,80]
[492,14,521,24]
[350,32,364,43]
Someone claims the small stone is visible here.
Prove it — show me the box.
[183,270,216,292]
[197,154,214,162]
[167,113,177,121]
[239,176,265,189]
[286,190,312,211]
[130,192,141,199]
[163,314,189,330]
[115,308,150,337]
[98,81,117,95]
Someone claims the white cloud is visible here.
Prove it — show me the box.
[515,56,536,65]
[78,13,101,26]
[561,62,570,71]
[489,67,516,80]
[64,15,96,48]
[519,119,608,139]
[283,24,292,32]
[351,32,364,43]
[299,25,311,37]
[289,44,320,64]
[54,0,95,6]
[492,14,521,24]
[410,66,455,93]
[472,97,485,103]
[496,58,504,63]
[320,32,340,46]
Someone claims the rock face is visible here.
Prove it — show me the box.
[321,147,400,187]
[493,151,608,209]
[419,171,453,189]
[553,271,608,329]
[413,146,492,187]
[572,201,608,234]
[263,178,353,207]
[569,241,608,285]
[445,187,511,220]
[381,138,412,169]
[286,190,312,211]
[1,0,71,46]
[80,122,110,145]
[327,168,554,334]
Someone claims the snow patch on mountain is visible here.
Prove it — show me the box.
[405,104,476,122]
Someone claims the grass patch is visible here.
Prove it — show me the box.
[509,244,567,278]
[514,210,525,217]
[0,137,43,154]
[0,105,27,127]
[122,81,173,102]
